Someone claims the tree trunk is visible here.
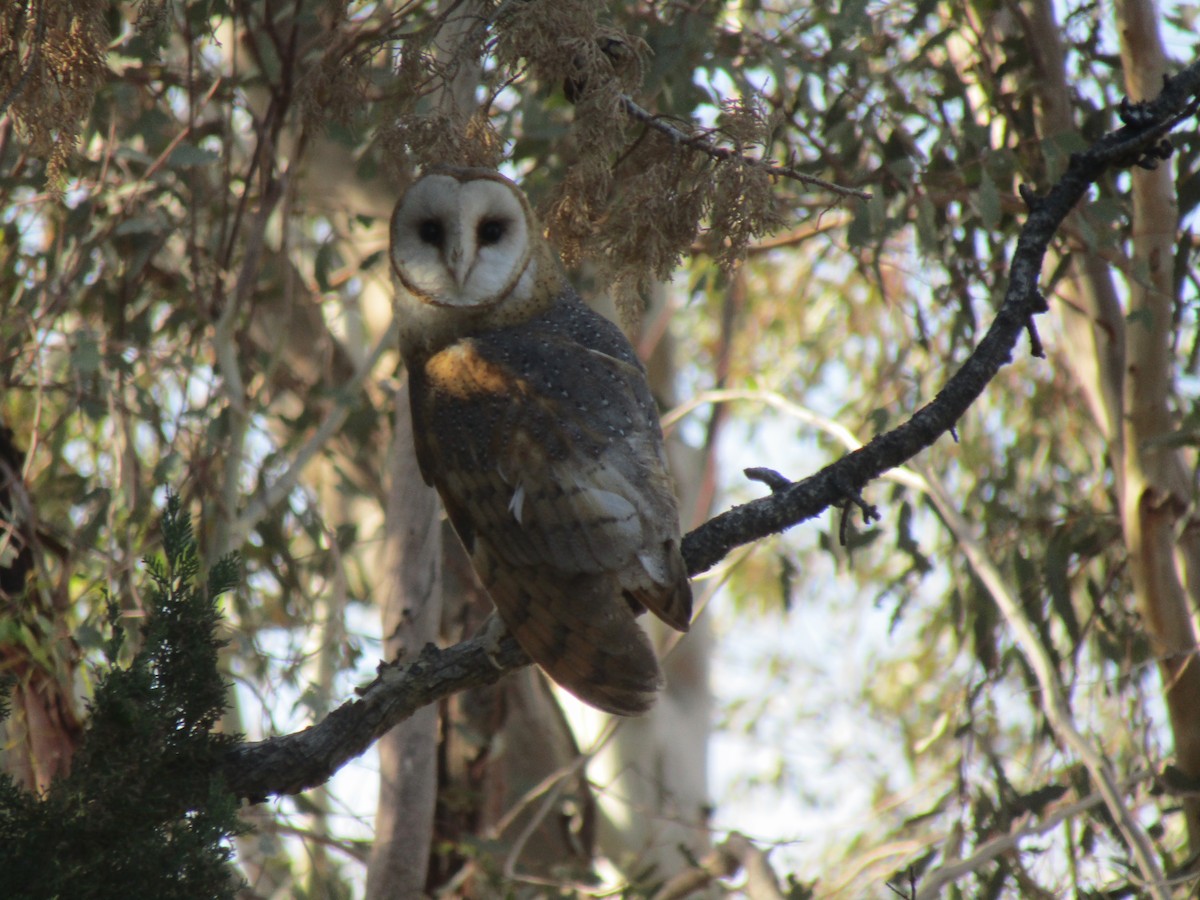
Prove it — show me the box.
[1019,0,1200,852]
[365,394,444,900]
[0,427,81,793]
[366,3,483,894]
[1112,0,1200,850]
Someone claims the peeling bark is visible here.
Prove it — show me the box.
[1113,0,1200,849]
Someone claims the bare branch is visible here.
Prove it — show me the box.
[651,831,786,900]
[619,94,873,201]
[914,777,1150,899]
[224,633,529,801]
[679,56,1200,577]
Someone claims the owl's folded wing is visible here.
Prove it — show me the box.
[415,336,692,633]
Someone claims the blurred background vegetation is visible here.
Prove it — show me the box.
[2,0,1199,897]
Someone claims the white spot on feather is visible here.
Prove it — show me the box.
[508,482,526,524]
[637,549,670,584]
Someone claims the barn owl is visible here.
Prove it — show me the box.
[389,166,692,716]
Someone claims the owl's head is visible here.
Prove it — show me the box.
[390,167,538,312]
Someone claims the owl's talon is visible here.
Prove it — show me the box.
[477,612,510,670]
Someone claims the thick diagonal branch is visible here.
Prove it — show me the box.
[223,57,1200,806]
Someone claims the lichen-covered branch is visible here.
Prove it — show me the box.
[681,57,1200,575]
[224,632,530,801]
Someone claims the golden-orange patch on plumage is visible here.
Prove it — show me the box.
[425,340,524,399]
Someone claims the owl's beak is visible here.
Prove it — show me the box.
[447,244,470,288]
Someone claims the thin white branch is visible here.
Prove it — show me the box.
[618,95,872,201]
[662,387,927,494]
[914,777,1149,899]
[228,317,398,547]
[914,463,1168,897]
[667,389,1169,896]
[651,831,786,900]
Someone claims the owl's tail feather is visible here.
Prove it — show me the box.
[630,539,693,633]
[484,562,664,716]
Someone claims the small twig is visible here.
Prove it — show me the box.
[1025,290,1049,357]
[886,867,918,899]
[619,94,872,201]
[744,467,792,493]
[651,831,785,900]
[0,1,47,119]
[841,481,880,525]
[912,776,1149,899]
[703,214,851,256]
[913,461,1169,899]
[1025,318,1045,357]
[834,473,880,547]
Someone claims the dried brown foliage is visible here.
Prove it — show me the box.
[0,0,107,187]
[368,0,790,326]
[4,0,798,326]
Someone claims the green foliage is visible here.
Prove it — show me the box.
[2,0,1198,894]
[0,495,245,900]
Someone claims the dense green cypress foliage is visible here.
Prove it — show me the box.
[0,495,245,899]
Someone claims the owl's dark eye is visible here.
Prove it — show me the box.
[477,218,507,246]
[418,219,444,247]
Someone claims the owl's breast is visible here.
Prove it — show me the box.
[414,337,589,473]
